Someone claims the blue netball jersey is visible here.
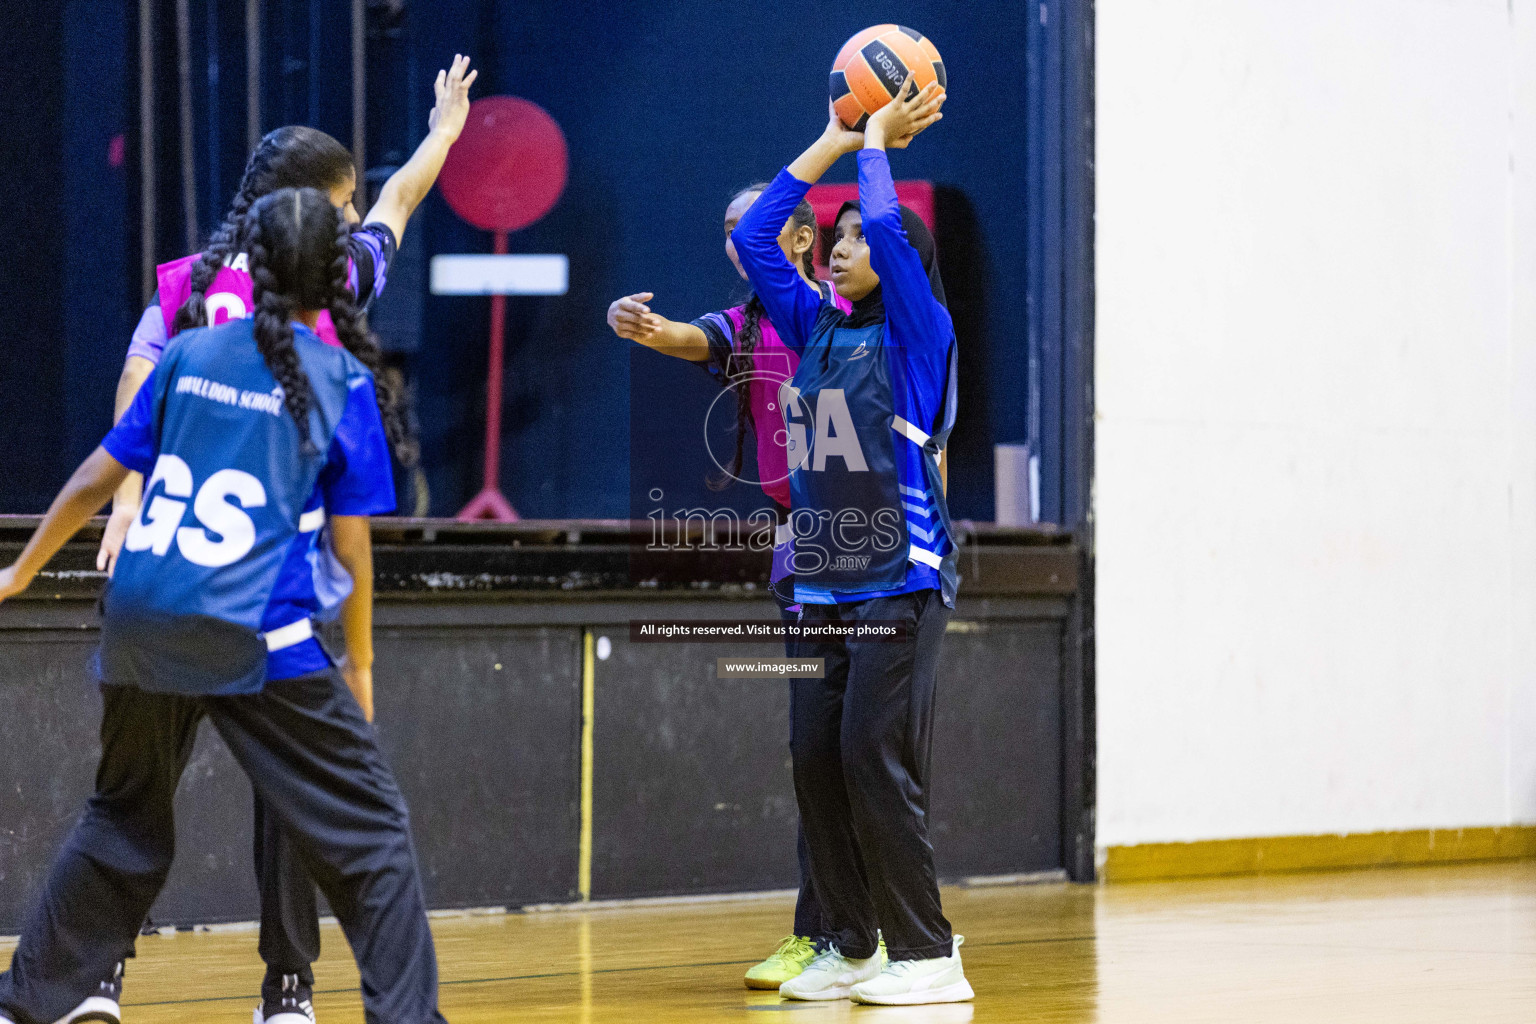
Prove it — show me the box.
[100,318,395,695]
[733,153,959,607]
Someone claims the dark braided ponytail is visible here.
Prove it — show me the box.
[710,186,818,491]
[246,186,415,467]
[245,189,322,455]
[173,126,354,334]
[323,214,419,468]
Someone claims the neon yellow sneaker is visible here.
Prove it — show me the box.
[744,935,818,989]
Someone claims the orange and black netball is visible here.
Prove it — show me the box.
[830,25,946,131]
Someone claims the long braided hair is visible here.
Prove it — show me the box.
[711,186,819,491]
[245,187,408,459]
[172,126,354,335]
[322,207,416,466]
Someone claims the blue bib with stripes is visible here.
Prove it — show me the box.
[784,322,916,593]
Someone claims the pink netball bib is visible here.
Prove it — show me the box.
[156,252,341,345]
[726,287,852,509]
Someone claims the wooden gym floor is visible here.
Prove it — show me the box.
[3,860,1532,1022]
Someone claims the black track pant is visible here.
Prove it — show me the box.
[0,670,447,1024]
[777,596,828,942]
[256,795,320,998]
[790,589,953,961]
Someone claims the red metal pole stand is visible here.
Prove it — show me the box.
[457,229,520,521]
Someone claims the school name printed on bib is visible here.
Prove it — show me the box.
[175,374,285,417]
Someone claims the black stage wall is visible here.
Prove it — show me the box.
[0,521,1083,931]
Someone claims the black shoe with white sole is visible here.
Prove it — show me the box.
[253,973,317,1024]
[52,960,124,1023]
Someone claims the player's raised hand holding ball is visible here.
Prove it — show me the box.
[864,74,945,150]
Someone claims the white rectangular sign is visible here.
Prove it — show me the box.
[430,254,569,296]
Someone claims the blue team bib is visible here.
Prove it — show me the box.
[785,322,911,593]
[100,320,363,695]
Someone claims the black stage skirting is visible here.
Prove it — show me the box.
[0,518,1089,932]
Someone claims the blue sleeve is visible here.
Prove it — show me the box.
[100,366,159,474]
[858,150,951,356]
[729,169,824,353]
[318,377,397,516]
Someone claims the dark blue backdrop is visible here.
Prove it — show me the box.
[0,0,1039,522]
[405,1,1030,521]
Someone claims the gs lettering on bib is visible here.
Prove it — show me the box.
[156,251,341,346]
[125,454,269,568]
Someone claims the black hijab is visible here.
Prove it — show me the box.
[836,200,947,329]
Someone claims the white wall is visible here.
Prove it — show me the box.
[1095,0,1536,846]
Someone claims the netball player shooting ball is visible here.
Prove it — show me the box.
[733,77,973,1005]
[82,56,475,1024]
[605,187,855,988]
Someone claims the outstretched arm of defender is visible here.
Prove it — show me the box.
[363,54,479,247]
[1,448,130,604]
[607,293,710,362]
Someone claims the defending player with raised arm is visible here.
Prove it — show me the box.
[100,55,478,574]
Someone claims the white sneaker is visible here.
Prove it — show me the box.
[53,961,124,1024]
[51,995,122,1024]
[0,990,124,1024]
[850,934,975,1005]
[254,1007,316,1024]
[778,943,886,1001]
[254,999,317,1024]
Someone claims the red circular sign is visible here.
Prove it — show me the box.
[438,96,569,232]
